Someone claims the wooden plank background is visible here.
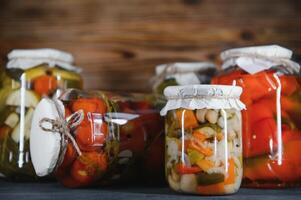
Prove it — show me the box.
[0,0,301,92]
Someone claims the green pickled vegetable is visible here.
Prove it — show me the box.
[196,172,225,185]
[156,78,178,95]
[187,149,204,165]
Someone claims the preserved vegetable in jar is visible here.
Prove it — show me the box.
[152,62,216,99]
[160,85,245,195]
[0,49,82,180]
[30,89,164,188]
[211,45,301,188]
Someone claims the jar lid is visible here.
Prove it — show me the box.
[30,98,64,176]
[220,45,300,74]
[155,62,216,75]
[160,84,245,116]
[7,48,82,73]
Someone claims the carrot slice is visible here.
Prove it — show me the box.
[197,182,225,195]
[175,109,198,129]
[188,141,213,157]
[192,130,207,142]
[224,158,235,185]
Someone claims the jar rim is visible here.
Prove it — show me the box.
[163,84,243,99]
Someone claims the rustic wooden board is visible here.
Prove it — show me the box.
[0,0,301,92]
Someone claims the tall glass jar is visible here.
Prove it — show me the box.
[160,85,245,195]
[30,89,164,188]
[211,45,301,188]
[0,49,83,180]
[152,62,216,100]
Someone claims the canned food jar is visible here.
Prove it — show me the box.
[30,89,164,188]
[160,85,245,195]
[211,45,301,188]
[0,49,82,180]
[152,62,216,98]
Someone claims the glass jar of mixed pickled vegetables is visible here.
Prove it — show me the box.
[152,62,216,99]
[0,49,82,180]
[160,85,245,195]
[30,89,164,188]
[211,45,301,188]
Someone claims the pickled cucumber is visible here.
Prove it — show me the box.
[196,172,224,185]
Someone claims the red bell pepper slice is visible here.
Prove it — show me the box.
[175,163,202,174]
[244,118,277,158]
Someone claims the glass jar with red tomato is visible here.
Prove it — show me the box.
[0,49,83,180]
[30,89,164,188]
[211,45,301,188]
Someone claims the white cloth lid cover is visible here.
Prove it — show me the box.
[221,45,293,60]
[30,98,64,176]
[7,48,81,73]
[155,62,216,75]
[160,84,246,116]
[220,45,300,74]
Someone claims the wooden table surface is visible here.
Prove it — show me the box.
[0,0,301,92]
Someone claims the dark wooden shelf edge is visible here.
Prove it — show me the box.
[0,180,301,200]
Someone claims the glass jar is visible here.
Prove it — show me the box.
[160,85,245,195]
[152,62,216,99]
[0,49,83,180]
[30,89,164,188]
[211,45,301,188]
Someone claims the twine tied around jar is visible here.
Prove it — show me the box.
[39,98,84,157]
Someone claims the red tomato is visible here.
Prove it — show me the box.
[244,156,278,181]
[244,118,277,157]
[249,98,275,126]
[72,98,107,114]
[33,75,57,96]
[76,122,108,151]
[60,143,77,169]
[142,135,165,174]
[71,152,107,185]
[279,75,299,96]
[131,101,152,111]
[241,72,277,101]
[119,119,146,154]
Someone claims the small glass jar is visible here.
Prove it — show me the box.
[211,45,301,188]
[160,85,245,195]
[152,62,216,98]
[0,49,82,180]
[30,89,164,188]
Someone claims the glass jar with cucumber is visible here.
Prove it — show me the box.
[160,85,245,195]
[0,49,82,180]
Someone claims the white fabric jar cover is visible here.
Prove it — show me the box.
[154,62,216,86]
[160,84,246,116]
[221,45,300,74]
[7,48,81,73]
